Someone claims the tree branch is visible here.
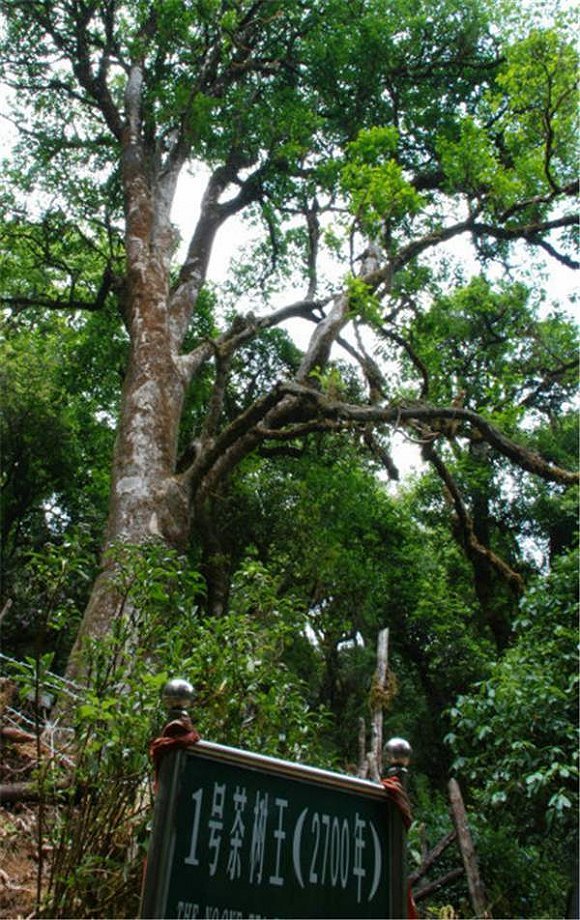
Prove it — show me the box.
[471,214,578,265]
[277,384,579,486]
[296,292,351,381]
[499,180,577,223]
[362,430,400,480]
[178,298,323,389]
[519,358,578,408]
[409,830,458,885]
[532,236,578,270]
[305,197,320,300]
[0,296,102,313]
[200,346,235,442]
[357,208,578,292]
[424,443,525,593]
[380,327,430,399]
[183,383,288,491]
[414,867,465,903]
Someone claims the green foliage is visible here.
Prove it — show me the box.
[447,549,578,832]
[308,364,348,397]
[474,823,572,919]
[227,327,303,411]
[438,27,578,220]
[345,274,383,325]
[404,530,493,690]
[406,277,527,406]
[1,2,577,916]
[1,330,82,543]
[403,276,578,444]
[0,313,119,663]
[6,541,332,918]
[0,214,122,308]
[211,441,507,780]
[407,780,469,917]
[445,549,578,913]
[342,128,423,239]
[495,30,578,190]
[180,560,333,762]
[438,117,522,210]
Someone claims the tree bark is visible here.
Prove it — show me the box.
[357,629,390,782]
[357,717,369,779]
[65,278,191,678]
[409,829,458,885]
[0,779,70,804]
[448,778,491,918]
[370,627,389,776]
[64,113,226,677]
[414,867,465,903]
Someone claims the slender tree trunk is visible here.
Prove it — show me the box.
[357,628,389,782]
[448,778,491,918]
[370,627,389,776]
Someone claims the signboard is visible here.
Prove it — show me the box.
[141,740,406,919]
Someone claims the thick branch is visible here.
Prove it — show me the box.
[183,383,288,491]
[201,347,235,442]
[471,214,579,268]
[409,830,458,885]
[363,430,400,480]
[370,627,389,775]
[256,419,345,441]
[358,209,578,291]
[533,236,578,270]
[296,293,350,381]
[278,384,579,485]
[256,298,328,332]
[425,445,524,593]
[0,296,102,313]
[414,867,465,903]
[305,198,320,300]
[178,298,323,388]
[67,13,124,140]
[169,172,238,350]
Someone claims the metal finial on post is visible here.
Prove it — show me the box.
[161,678,194,722]
[384,736,412,784]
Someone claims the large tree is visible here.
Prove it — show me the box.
[1,0,577,676]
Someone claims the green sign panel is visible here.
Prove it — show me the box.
[141,740,406,919]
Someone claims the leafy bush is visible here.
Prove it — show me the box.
[445,548,578,915]
[8,542,332,918]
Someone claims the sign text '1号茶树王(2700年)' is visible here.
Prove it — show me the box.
[141,740,406,919]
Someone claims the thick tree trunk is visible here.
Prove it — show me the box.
[64,170,247,680]
[66,131,194,679]
[66,312,190,678]
[106,343,189,550]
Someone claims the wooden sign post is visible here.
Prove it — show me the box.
[141,739,407,919]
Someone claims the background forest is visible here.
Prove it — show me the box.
[0,0,577,917]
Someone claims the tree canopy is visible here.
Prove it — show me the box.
[0,0,577,916]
